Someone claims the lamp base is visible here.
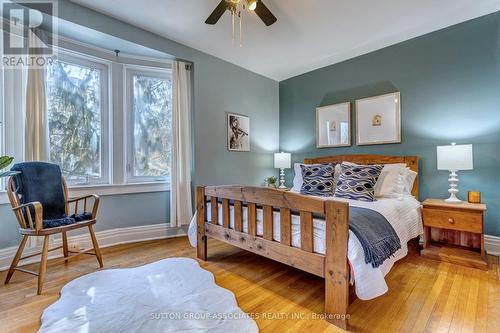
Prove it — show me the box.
[278,168,287,189]
[444,193,463,203]
[444,170,462,203]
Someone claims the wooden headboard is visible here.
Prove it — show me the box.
[304,154,419,199]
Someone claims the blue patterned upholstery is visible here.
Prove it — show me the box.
[41,213,93,229]
[43,217,77,229]
[71,212,93,222]
[300,163,336,197]
[334,164,383,202]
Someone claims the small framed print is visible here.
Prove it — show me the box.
[356,92,401,145]
[316,102,351,148]
[227,113,250,151]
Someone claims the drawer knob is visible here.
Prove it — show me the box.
[448,218,455,224]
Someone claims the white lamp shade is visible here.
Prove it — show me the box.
[274,152,291,169]
[437,144,473,171]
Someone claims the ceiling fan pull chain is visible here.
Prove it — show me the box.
[239,10,243,47]
[232,10,235,45]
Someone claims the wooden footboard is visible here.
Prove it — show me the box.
[196,185,350,330]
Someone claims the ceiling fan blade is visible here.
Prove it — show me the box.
[254,1,277,26]
[205,0,228,25]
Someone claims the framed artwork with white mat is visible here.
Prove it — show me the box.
[227,113,250,152]
[316,102,351,148]
[355,92,401,145]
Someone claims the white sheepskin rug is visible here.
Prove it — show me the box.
[39,258,258,333]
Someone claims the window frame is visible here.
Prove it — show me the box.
[0,34,173,203]
[124,65,172,185]
[1,58,27,190]
[46,50,112,186]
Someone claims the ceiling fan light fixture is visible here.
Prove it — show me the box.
[246,0,258,11]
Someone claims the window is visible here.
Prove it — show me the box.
[0,38,172,197]
[46,53,109,185]
[126,67,172,183]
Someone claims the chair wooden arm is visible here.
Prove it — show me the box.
[12,201,43,231]
[67,194,100,219]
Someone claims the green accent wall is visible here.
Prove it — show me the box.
[279,12,500,236]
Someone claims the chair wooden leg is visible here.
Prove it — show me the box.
[37,235,50,295]
[4,235,29,285]
[62,231,69,262]
[88,225,103,268]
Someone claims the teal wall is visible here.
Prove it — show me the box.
[279,12,500,236]
[0,1,279,249]
[2,2,496,251]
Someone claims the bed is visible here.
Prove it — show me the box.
[191,155,421,330]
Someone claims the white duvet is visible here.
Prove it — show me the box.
[188,195,422,300]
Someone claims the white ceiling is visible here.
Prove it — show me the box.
[57,19,171,59]
[71,0,500,81]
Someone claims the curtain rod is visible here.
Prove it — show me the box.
[174,58,194,69]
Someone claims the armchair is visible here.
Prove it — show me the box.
[5,162,103,294]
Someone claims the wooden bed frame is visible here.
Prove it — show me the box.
[196,154,419,330]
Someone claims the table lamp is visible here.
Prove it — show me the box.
[274,152,291,189]
[437,143,473,203]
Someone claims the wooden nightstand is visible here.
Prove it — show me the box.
[421,199,487,270]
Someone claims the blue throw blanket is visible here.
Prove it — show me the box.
[349,207,401,268]
[10,162,95,229]
[11,162,67,220]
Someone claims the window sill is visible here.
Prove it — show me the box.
[69,182,170,197]
[0,182,170,205]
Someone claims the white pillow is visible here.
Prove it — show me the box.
[403,168,418,195]
[374,163,408,198]
[291,163,304,192]
[333,163,342,188]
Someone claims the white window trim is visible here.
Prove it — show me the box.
[68,181,169,197]
[49,50,112,186]
[0,36,173,200]
[0,181,170,204]
[124,65,172,184]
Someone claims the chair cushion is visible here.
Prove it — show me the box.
[43,217,76,229]
[41,213,92,229]
[11,162,67,220]
[71,212,93,222]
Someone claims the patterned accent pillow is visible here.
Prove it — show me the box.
[300,163,336,196]
[334,163,384,202]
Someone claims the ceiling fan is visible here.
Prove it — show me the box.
[205,0,277,27]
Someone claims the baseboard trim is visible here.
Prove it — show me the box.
[1,228,498,271]
[0,223,188,272]
[485,235,500,256]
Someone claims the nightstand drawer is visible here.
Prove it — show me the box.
[422,208,482,233]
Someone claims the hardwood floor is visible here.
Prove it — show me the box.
[0,237,498,332]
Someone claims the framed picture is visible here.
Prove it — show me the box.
[316,102,351,148]
[227,113,250,151]
[355,92,401,145]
